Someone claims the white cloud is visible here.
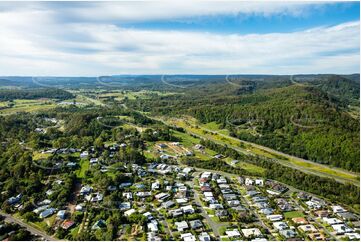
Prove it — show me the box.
[0,2,358,76]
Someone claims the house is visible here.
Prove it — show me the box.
[124,209,136,217]
[176,198,188,204]
[119,202,131,211]
[260,208,274,215]
[85,192,103,202]
[143,212,153,221]
[332,205,347,214]
[247,190,260,197]
[297,192,310,200]
[136,191,152,197]
[90,158,98,165]
[175,221,189,232]
[181,205,195,214]
[46,189,54,196]
[7,194,22,205]
[331,224,353,235]
[194,144,204,150]
[120,182,132,188]
[80,185,93,195]
[266,214,283,222]
[75,204,83,211]
[34,205,47,214]
[337,212,358,221]
[214,154,223,159]
[292,217,308,225]
[198,232,211,241]
[162,200,175,209]
[298,224,318,233]
[255,179,264,186]
[314,210,329,218]
[61,220,75,230]
[92,219,106,230]
[226,229,241,238]
[242,228,262,238]
[39,208,55,219]
[322,217,342,225]
[38,199,51,206]
[308,232,326,241]
[189,220,203,230]
[151,181,160,190]
[200,186,211,192]
[147,232,161,241]
[182,167,193,174]
[123,192,133,200]
[209,203,223,210]
[180,233,196,241]
[280,229,297,239]
[227,200,240,207]
[255,202,269,209]
[80,151,88,158]
[216,178,227,184]
[170,208,183,217]
[245,177,254,186]
[155,193,170,201]
[252,196,267,203]
[203,192,214,198]
[215,210,228,217]
[273,221,288,231]
[57,210,66,219]
[147,220,158,232]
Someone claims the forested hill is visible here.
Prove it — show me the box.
[0,88,74,101]
[126,74,360,172]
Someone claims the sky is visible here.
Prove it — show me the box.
[0,1,359,76]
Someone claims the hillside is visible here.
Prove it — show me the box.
[126,75,360,171]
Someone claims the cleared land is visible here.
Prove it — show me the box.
[152,115,359,186]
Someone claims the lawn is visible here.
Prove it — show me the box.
[76,159,89,178]
[284,210,305,218]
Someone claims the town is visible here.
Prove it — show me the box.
[1,131,359,241]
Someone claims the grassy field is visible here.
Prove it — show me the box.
[76,159,89,178]
[284,211,305,218]
[155,115,359,186]
[0,99,57,115]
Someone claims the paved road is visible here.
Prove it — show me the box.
[0,211,56,241]
[151,115,358,186]
[186,175,225,239]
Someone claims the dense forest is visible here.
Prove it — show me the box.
[0,88,74,101]
[126,75,360,171]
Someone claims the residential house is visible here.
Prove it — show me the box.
[226,229,241,239]
[242,228,262,238]
[39,208,55,219]
[189,220,203,230]
[180,233,196,241]
[175,221,189,232]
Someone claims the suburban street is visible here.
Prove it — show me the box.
[0,211,56,241]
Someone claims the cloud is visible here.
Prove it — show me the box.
[0,2,358,76]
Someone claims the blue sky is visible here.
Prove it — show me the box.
[0,1,359,76]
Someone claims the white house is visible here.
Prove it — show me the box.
[266,214,283,222]
[175,221,189,232]
[242,228,262,238]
